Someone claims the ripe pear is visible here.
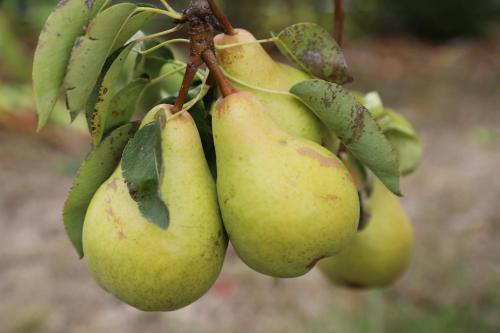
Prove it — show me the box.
[213,92,360,278]
[214,29,324,143]
[318,179,413,288]
[83,105,227,311]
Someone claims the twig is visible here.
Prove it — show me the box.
[206,0,235,35]
[202,49,235,96]
[333,0,344,47]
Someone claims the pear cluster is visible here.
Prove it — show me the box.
[82,29,414,312]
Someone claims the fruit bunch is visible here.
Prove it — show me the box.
[33,0,422,311]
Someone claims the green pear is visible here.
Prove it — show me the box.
[159,62,186,95]
[214,29,324,143]
[83,105,227,311]
[213,91,360,278]
[318,179,413,288]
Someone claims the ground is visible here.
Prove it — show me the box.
[1,35,500,333]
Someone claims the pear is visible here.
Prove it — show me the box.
[213,91,360,278]
[318,179,414,288]
[214,29,324,143]
[159,62,186,96]
[83,105,227,311]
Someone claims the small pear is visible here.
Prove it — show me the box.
[214,29,323,143]
[159,62,186,95]
[213,92,359,278]
[83,106,227,311]
[318,179,414,288]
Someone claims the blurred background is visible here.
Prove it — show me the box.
[1,0,500,332]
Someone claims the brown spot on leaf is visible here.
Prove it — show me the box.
[345,104,366,145]
[117,231,127,240]
[297,147,340,168]
[86,0,95,9]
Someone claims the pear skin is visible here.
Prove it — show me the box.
[318,180,414,288]
[159,62,185,95]
[83,106,227,311]
[213,92,359,278]
[214,29,323,143]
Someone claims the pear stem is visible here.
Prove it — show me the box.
[136,7,183,20]
[202,50,235,97]
[172,0,237,112]
[215,37,277,50]
[135,24,184,42]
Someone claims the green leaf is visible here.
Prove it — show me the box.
[386,131,422,176]
[377,108,418,137]
[105,77,149,132]
[85,45,128,132]
[111,10,156,50]
[274,23,352,84]
[88,43,135,145]
[122,116,169,229]
[360,92,422,176]
[291,79,401,195]
[63,122,139,257]
[64,3,156,115]
[33,0,107,131]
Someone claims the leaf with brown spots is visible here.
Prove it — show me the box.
[291,79,401,195]
[63,122,139,258]
[274,23,352,84]
[86,43,136,145]
[104,77,149,134]
[64,3,157,116]
[33,0,107,132]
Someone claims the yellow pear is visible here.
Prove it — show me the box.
[318,179,414,287]
[83,105,227,311]
[213,92,359,278]
[214,29,324,143]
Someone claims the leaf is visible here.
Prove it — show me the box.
[274,23,352,84]
[64,3,156,114]
[360,92,422,176]
[386,131,422,176]
[105,77,149,132]
[33,0,107,131]
[111,10,156,50]
[363,91,385,117]
[291,79,401,195]
[63,122,139,257]
[122,115,169,228]
[89,43,135,145]
[377,109,418,137]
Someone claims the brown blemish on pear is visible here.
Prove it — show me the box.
[107,178,118,191]
[322,194,339,201]
[296,147,339,168]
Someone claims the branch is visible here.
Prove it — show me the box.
[334,0,344,47]
[206,0,235,35]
